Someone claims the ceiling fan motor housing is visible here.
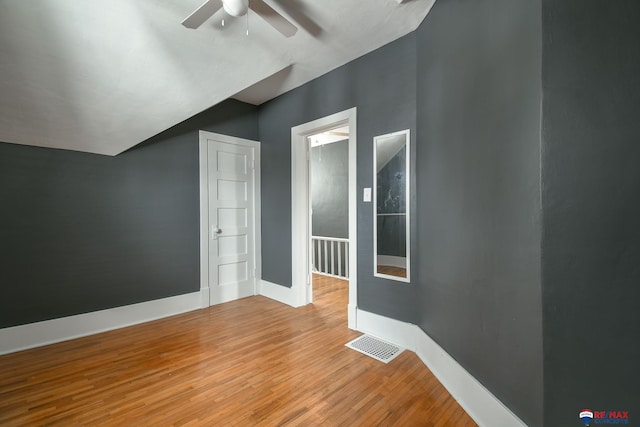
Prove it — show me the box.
[222,0,249,17]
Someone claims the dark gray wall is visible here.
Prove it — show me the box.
[0,100,258,328]
[541,1,640,425]
[415,1,543,426]
[259,34,419,323]
[311,140,348,239]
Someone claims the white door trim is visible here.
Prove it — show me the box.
[291,108,358,329]
[199,131,261,308]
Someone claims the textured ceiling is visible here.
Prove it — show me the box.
[0,0,434,156]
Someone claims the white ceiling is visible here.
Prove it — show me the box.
[0,0,434,156]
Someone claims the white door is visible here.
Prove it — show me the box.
[208,139,256,305]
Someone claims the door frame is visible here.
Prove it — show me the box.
[291,108,357,329]
[199,131,261,308]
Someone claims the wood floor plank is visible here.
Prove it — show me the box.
[0,275,477,426]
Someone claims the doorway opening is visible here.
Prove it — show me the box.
[291,108,357,329]
[309,128,349,303]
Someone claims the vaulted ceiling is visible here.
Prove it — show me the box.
[0,0,434,155]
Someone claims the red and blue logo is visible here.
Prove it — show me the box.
[579,409,629,425]
[580,409,594,426]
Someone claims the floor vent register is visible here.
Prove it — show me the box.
[345,335,403,363]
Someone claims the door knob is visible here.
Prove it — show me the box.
[212,226,222,239]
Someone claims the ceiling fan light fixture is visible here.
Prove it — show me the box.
[222,0,249,17]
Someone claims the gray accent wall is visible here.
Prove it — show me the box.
[311,140,348,239]
[259,34,419,323]
[541,1,640,425]
[415,1,543,426]
[0,100,258,328]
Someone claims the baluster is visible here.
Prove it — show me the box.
[345,242,349,278]
[312,238,316,272]
[324,240,328,274]
[338,241,342,277]
[331,241,335,276]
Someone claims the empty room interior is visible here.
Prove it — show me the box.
[1,1,639,426]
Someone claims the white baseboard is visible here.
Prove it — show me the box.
[259,280,358,330]
[355,308,417,351]
[259,280,300,307]
[200,287,210,308]
[347,303,358,330]
[414,329,527,427]
[0,291,204,356]
[355,308,527,427]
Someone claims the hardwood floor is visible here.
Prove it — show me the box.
[376,265,408,278]
[0,275,477,426]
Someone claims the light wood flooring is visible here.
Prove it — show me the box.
[376,266,408,278]
[0,275,477,426]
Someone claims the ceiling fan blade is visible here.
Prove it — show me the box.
[250,0,298,38]
[182,0,223,29]
[268,0,323,37]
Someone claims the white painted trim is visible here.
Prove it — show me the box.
[253,144,263,297]
[348,303,358,330]
[0,291,204,355]
[258,280,301,308]
[347,110,358,330]
[415,329,528,427]
[291,126,311,307]
[199,137,210,307]
[199,131,261,307]
[291,108,358,329]
[200,287,210,309]
[355,308,417,351]
[355,308,527,427]
[373,128,411,284]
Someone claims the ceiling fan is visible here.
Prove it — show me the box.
[182,0,298,38]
